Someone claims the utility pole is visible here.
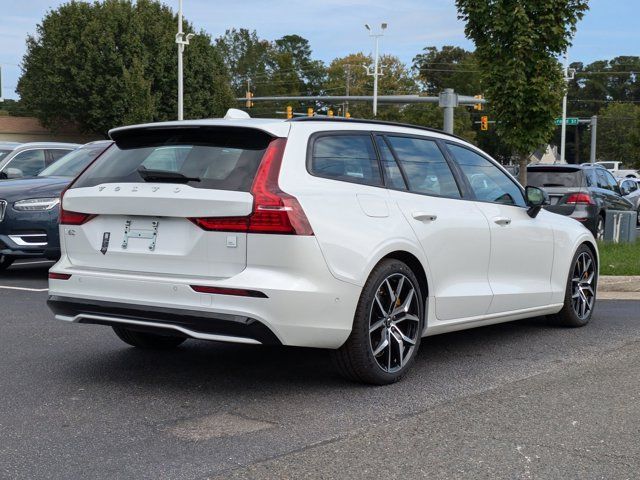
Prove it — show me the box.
[364,23,387,117]
[560,54,576,163]
[344,64,351,117]
[439,88,458,135]
[175,0,194,120]
[590,115,598,164]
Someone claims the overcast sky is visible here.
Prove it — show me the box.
[1,0,638,100]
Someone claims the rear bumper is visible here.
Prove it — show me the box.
[48,236,362,348]
[545,204,598,235]
[48,295,281,345]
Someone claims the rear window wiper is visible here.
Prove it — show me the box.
[137,166,200,183]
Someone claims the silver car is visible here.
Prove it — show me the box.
[619,178,640,225]
[0,142,80,179]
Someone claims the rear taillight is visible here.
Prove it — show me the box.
[190,138,313,235]
[59,207,95,225]
[565,193,595,205]
[59,183,95,226]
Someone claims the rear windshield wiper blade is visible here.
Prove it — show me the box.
[137,167,200,183]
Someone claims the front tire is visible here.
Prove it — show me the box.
[0,255,14,271]
[332,259,424,385]
[550,245,597,327]
[113,326,186,349]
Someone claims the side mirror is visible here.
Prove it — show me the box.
[525,186,549,218]
[5,167,24,179]
[620,184,630,196]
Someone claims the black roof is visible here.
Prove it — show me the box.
[288,116,466,141]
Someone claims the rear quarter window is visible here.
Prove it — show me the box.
[309,133,382,186]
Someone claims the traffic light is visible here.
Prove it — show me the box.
[474,94,484,111]
[328,109,334,117]
[307,107,314,117]
[245,91,253,108]
[480,115,489,131]
[286,105,293,119]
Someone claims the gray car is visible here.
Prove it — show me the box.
[527,163,634,239]
[619,178,640,225]
[0,142,80,179]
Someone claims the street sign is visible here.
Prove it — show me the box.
[555,117,579,126]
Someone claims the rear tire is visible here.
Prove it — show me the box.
[549,244,597,328]
[112,327,186,349]
[331,259,424,385]
[0,255,14,271]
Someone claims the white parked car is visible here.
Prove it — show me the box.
[48,112,598,384]
[596,161,639,179]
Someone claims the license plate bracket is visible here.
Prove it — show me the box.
[121,219,159,251]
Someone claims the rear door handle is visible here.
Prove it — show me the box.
[493,217,511,226]
[412,212,438,222]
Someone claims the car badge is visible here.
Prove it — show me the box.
[114,186,120,191]
[174,187,181,193]
[152,186,160,192]
[99,186,106,192]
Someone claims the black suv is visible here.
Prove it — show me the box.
[527,163,634,239]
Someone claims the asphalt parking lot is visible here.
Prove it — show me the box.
[1,261,640,479]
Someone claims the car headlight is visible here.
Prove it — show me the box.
[13,197,60,211]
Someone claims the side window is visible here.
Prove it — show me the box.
[374,136,406,190]
[596,169,618,191]
[584,169,597,187]
[47,149,72,165]
[385,136,460,198]
[310,134,381,186]
[604,171,620,192]
[447,143,526,207]
[6,149,47,177]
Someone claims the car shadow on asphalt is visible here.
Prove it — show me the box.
[57,315,562,394]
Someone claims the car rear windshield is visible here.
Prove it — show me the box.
[526,168,584,188]
[71,127,273,192]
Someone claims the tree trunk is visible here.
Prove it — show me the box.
[517,154,528,186]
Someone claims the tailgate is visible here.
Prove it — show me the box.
[62,184,252,278]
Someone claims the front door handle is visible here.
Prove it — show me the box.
[493,216,512,226]
[412,212,438,222]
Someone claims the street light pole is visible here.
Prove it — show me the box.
[175,0,194,121]
[364,23,387,117]
[560,54,576,163]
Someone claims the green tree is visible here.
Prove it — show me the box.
[323,52,417,118]
[17,0,233,135]
[595,103,640,167]
[412,46,480,96]
[456,0,589,184]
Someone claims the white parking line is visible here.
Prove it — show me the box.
[0,285,48,292]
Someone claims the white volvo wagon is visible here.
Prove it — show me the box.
[48,111,598,384]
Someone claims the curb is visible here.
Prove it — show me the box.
[598,276,640,293]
